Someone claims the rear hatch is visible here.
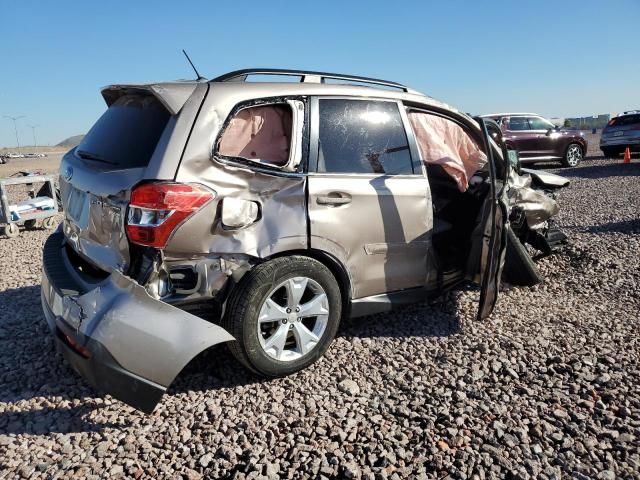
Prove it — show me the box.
[602,113,640,142]
[60,90,175,272]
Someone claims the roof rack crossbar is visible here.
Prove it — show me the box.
[211,68,410,92]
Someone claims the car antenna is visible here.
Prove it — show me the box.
[182,49,205,81]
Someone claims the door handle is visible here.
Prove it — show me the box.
[316,193,352,206]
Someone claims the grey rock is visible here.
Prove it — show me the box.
[199,453,214,468]
[338,379,360,396]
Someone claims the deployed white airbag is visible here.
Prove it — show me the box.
[408,112,487,192]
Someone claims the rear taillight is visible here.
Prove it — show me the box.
[126,182,214,248]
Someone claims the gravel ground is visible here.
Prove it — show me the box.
[0,153,639,479]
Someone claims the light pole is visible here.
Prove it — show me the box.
[3,115,25,154]
[28,124,39,152]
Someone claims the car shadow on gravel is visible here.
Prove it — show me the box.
[169,345,267,396]
[0,285,462,433]
[0,285,130,434]
[584,218,640,235]
[558,161,640,179]
[170,293,463,396]
[340,296,462,339]
[0,404,127,435]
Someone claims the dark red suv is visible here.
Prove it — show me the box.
[481,113,587,167]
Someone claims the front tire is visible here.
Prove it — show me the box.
[222,256,342,377]
[561,143,583,167]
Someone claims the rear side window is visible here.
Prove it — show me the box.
[218,104,292,167]
[316,99,413,174]
[505,117,528,131]
[609,114,640,126]
[76,94,170,168]
[527,116,554,130]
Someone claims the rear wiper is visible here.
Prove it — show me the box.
[76,149,117,165]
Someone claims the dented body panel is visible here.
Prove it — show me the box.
[308,174,432,298]
[41,231,234,412]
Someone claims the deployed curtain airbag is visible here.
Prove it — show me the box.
[219,105,292,166]
[408,112,487,192]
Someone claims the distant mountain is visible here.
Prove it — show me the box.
[56,135,85,148]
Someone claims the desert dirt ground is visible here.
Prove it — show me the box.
[0,138,639,479]
[0,152,64,178]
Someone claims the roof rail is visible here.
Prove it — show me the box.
[210,68,412,93]
[623,110,640,115]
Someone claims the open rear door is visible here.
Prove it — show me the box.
[475,118,509,320]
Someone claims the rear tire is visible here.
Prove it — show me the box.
[601,148,620,159]
[222,256,342,377]
[561,143,582,167]
[502,228,542,287]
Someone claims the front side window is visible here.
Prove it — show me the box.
[527,116,554,130]
[316,99,413,174]
[218,104,292,167]
[506,117,528,131]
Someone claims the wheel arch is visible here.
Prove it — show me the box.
[220,248,353,319]
[269,249,352,314]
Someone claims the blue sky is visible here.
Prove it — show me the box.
[1,0,639,147]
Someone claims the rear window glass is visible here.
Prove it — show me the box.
[610,114,640,126]
[317,99,413,174]
[76,94,170,168]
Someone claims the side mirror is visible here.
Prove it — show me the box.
[545,128,554,136]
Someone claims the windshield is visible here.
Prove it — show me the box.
[76,94,170,168]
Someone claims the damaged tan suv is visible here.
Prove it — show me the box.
[42,69,513,412]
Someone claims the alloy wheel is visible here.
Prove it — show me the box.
[257,276,329,362]
[566,145,582,166]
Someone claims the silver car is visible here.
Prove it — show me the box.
[600,110,640,158]
[42,68,560,412]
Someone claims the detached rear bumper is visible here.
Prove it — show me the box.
[41,230,235,413]
[42,294,164,412]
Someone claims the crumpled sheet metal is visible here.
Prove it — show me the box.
[408,111,487,192]
[170,97,308,259]
[42,267,234,388]
[58,178,132,274]
[508,170,559,229]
